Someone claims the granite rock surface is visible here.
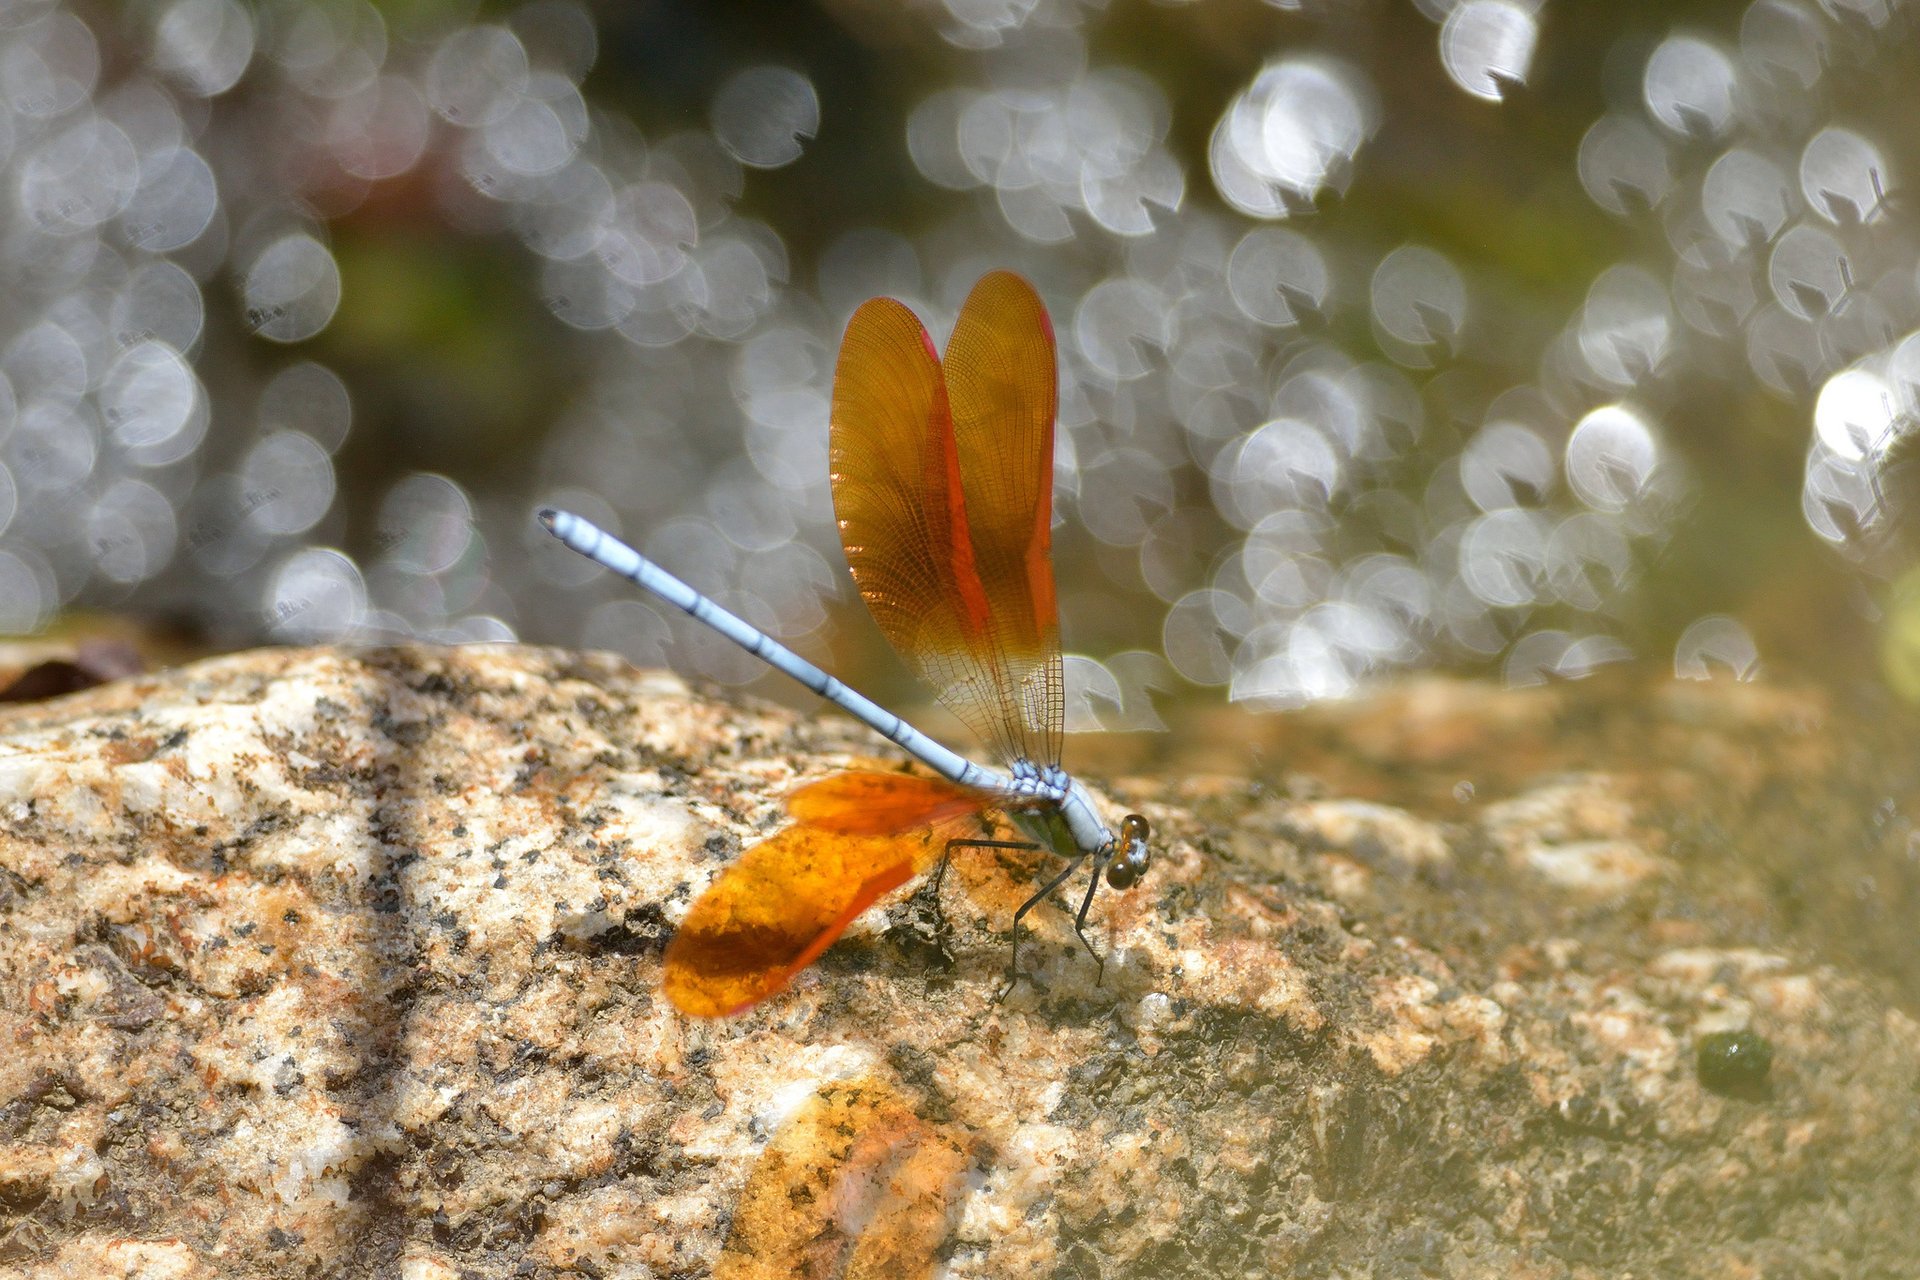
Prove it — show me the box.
[1,646,1915,1277]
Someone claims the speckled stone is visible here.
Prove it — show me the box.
[2,648,1917,1278]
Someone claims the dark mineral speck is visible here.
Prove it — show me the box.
[1697,1030,1774,1100]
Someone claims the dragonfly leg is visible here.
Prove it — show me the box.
[996,853,1087,1004]
[936,837,1036,898]
[1071,863,1106,985]
[936,837,1036,948]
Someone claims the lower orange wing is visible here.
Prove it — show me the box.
[663,772,990,1017]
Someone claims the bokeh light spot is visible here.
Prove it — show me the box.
[712,66,819,170]
[242,233,342,342]
[1440,1,1538,102]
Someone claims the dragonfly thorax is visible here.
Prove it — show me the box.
[1006,758,1071,802]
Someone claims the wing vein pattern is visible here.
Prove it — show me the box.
[830,271,1062,766]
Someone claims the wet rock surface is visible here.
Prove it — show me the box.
[1,647,1915,1278]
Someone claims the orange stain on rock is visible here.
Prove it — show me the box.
[713,1078,976,1280]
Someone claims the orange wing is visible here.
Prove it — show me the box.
[662,772,988,1017]
[830,272,1062,766]
[945,271,1062,767]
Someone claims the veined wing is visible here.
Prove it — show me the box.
[662,772,988,1016]
[944,271,1062,767]
[829,273,1062,766]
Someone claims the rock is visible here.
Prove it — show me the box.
[1,647,1916,1277]
[1482,776,1672,897]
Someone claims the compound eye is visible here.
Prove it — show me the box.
[1106,814,1152,889]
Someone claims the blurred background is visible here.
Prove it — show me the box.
[2,0,1917,727]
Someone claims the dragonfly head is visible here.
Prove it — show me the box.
[1104,813,1152,890]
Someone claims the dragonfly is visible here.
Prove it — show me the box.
[539,270,1152,1017]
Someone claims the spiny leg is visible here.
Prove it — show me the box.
[935,837,1036,899]
[934,837,1036,945]
[997,853,1087,1003]
[1071,859,1107,984]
